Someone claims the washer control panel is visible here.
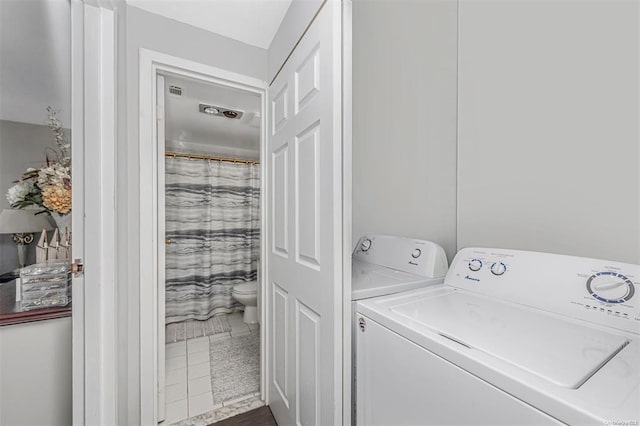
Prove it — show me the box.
[448,247,640,334]
[353,235,449,279]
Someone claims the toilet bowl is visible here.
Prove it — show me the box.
[231,281,258,324]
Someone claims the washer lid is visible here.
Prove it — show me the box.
[391,290,630,388]
[352,259,442,301]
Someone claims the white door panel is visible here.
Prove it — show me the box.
[267,2,343,425]
[272,145,289,257]
[273,283,290,407]
[295,122,320,268]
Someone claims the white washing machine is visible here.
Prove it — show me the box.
[351,235,448,301]
[350,235,448,424]
[355,247,640,425]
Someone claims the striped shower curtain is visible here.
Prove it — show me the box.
[164,156,260,324]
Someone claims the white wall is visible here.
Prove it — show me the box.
[0,317,72,426]
[126,6,267,82]
[457,0,640,264]
[267,0,324,83]
[352,0,458,261]
[0,0,70,125]
[118,7,268,423]
[165,140,260,161]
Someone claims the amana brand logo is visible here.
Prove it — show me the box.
[464,275,480,282]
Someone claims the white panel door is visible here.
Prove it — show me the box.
[267,2,344,425]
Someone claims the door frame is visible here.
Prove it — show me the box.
[71,0,118,424]
[138,49,268,424]
[341,1,353,424]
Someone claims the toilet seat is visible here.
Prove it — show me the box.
[233,282,257,294]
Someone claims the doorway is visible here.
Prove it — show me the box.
[159,72,264,424]
[138,50,267,425]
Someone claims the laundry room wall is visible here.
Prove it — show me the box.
[267,0,323,83]
[457,0,640,264]
[351,0,458,261]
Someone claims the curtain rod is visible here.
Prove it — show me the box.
[165,151,260,165]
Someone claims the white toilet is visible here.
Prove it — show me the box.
[231,281,258,324]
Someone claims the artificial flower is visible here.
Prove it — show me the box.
[6,107,71,216]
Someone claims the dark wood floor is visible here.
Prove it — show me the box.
[211,406,277,426]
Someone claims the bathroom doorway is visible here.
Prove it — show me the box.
[154,66,266,424]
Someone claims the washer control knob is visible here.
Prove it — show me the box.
[586,272,635,303]
[360,238,372,252]
[468,259,483,272]
[491,262,507,276]
[411,249,422,259]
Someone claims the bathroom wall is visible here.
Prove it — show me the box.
[457,0,640,264]
[351,0,459,261]
[162,75,262,160]
[165,140,260,161]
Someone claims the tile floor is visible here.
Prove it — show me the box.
[163,313,260,425]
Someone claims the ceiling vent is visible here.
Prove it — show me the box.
[168,85,182,96]
[199,103,244,119]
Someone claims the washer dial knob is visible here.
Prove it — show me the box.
[468,259,483,272]
[360,238,372,252]
[412,249,422,259]
[587,271,635,304]
[491,262,507,276]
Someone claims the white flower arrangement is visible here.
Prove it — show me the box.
[6,107,72,215]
